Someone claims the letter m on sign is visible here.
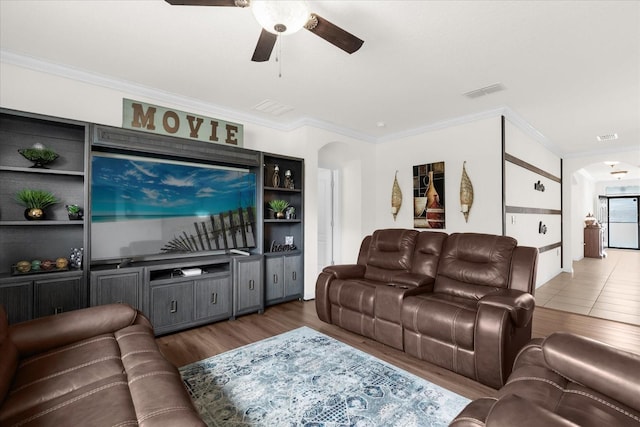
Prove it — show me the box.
[130,102,157,130]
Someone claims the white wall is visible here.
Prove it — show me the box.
[503,119,563,286]
[570,170,596,260]
[373,116,504,235]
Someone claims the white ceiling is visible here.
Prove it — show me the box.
[1,0,639,182]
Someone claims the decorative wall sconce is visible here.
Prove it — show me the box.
[459,161,474,223]
[538,221,547,234]
[391,170,402,221]
[534,180,545,192]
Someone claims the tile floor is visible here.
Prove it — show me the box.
[536,249,640,326]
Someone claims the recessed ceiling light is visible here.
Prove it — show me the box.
[596,133,618,142]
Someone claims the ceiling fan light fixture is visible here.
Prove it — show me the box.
[252,0,310,35]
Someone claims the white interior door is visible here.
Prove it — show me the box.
[317,168,333,271]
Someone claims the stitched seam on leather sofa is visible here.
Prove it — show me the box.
[451,307,462,374]
[111,421,139,427]
[496,310,507,385]
[19,336,116,368]
[450,416,487,426]
[564,390,640,423]
[505,376,640,423]
[9,381,129,427]
[11,356,121,394]
[128,370,176,385]
[116,331,149,341]
[121,350,157,360]
[137,406,196,422]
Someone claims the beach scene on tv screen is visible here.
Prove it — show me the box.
[91,153,256,260]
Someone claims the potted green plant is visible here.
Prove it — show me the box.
[65,204,83,220]
[268,199,290,219]
[15,189,59,220]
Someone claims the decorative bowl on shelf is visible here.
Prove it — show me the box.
[18,144,59,168]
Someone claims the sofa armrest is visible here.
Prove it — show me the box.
[542,332,640,412]
[9,303,150,358]
[479,289,535,327]
[322,264,366,280]
[390,272,435,289]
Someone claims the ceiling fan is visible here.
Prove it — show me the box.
[165,0,364,62]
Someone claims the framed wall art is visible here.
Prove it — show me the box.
[413,161,445,229]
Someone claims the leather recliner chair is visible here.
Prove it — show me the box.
[402,233,538,389]
[451,332,640,426]
[316,228,448,350]
[0,304,205,426]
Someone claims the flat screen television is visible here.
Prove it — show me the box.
[91,152,256,262]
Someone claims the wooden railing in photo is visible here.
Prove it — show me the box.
[162,206,256,252]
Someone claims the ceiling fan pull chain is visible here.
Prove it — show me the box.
[277,34,283,78]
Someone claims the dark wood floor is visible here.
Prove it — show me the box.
[156,300,640,401]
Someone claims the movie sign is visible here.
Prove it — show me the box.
[123,99,243,147]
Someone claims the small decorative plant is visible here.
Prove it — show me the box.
[18,145,59,168]
[268,199,290,219]
[15,189,59,220]
[65,204,83,220]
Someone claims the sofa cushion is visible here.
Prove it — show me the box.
[402,293,476,350]
[410,231,447,278]
[328,279,377,317]
[435,233,517,298]
[364,229,418,282]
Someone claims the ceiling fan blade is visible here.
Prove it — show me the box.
[164,0,237,6]
[306,14,364,54]
[252,29,278,62]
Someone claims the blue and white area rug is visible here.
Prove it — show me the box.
[179,327,469,426]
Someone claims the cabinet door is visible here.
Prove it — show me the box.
[34,276,81,317]
[0,280,33,324]
[284,254,303,299]
[265,256,284,304]
[234,257,263,316]
[150,282,194,330]
[194,276,232,321]
[90,268,143,309]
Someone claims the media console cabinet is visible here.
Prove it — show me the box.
[90,254,263,335]
[0,108,304,333]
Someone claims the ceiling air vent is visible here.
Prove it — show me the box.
[252,99,294,116]
[463,83,506,99]
[596,133,618,142]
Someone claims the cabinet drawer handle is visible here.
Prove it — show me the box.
[54,306,63,315]
[211,292,217,304]
[170,300,178,313]
[249,279,255,290]
[292,271,297,281]
[273,274,278,284]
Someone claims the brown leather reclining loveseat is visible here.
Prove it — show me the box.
[451,332,640,426]
[0,303,205,427]
[316,229,538,388]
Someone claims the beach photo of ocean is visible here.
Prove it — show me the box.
[91,152,256,260]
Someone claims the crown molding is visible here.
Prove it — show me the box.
[1,49,560,152]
